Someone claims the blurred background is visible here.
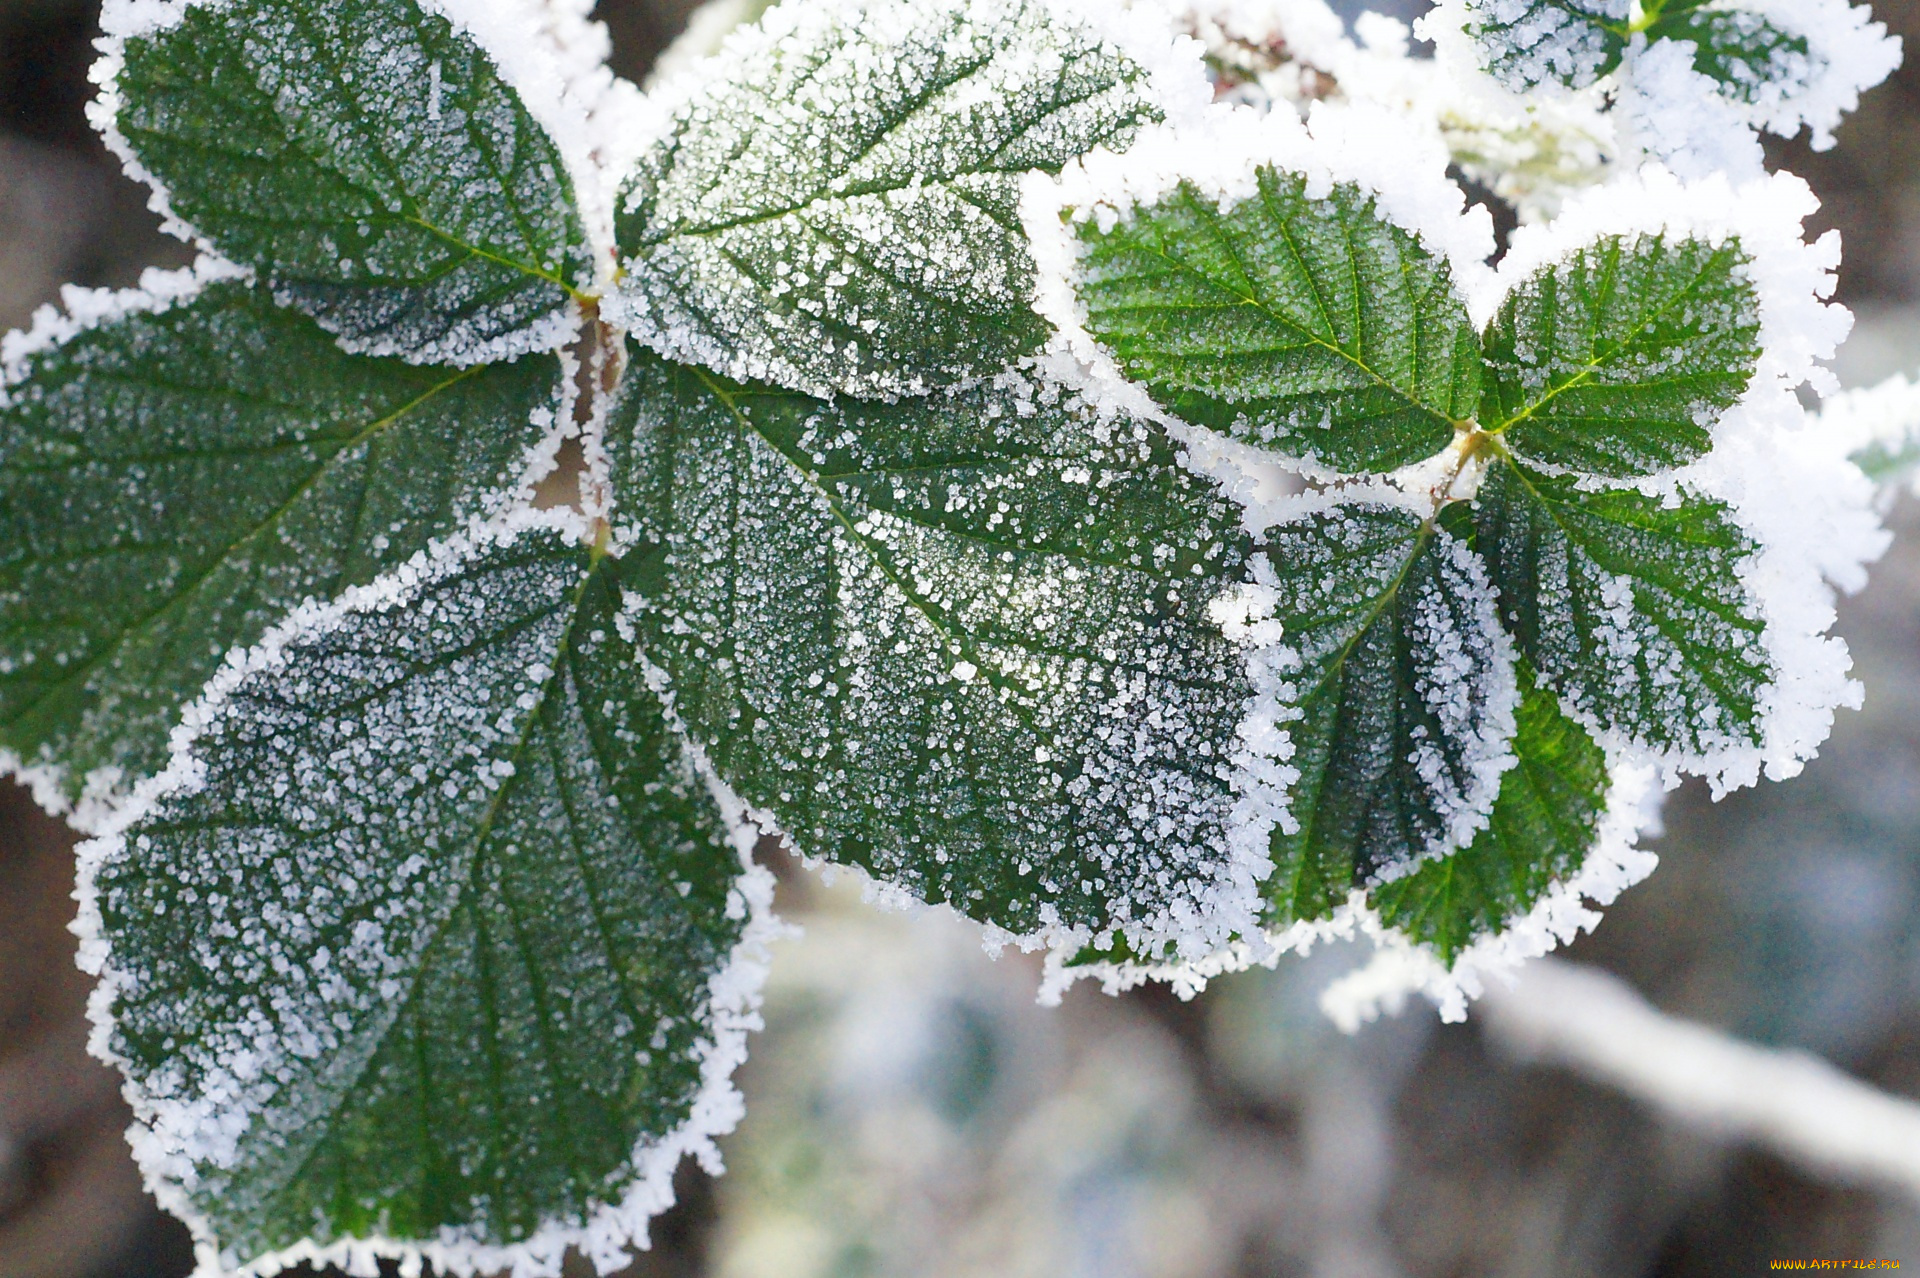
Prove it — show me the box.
[4,0,1920,1274]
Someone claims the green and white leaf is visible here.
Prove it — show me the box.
[77,515,772,1275]
[1481,232,1761,479]
[609,0,1164,398]
[99,0,594,365]
[1368,660,1608,964]
[1461,0,1628,91]
[606,345,1270,962]
[1070,164,1482,475]
[1472,453,1772,770]
[0,272,564,819]
[1255,501,1517,927]
[1655,3,1816,104]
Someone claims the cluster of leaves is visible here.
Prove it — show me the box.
[1464,0,1816,100]
[1067,166,1771,954]
[0,0,1866,1270]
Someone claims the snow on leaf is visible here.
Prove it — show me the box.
[98,0,594,366]
[1070,163,1483,476]
[1819,370,1920,508]
[1462,0,1628,91]
[1472,452,1772,775]
[1255,501,1517,927]
[607,0,1166,398]
[605,345,1269,965]
[1657,3,1814,106]
[0,275,565,820]
[1481,231,1762,479]
[1368,658,1607,965]
[75,515,771,1277]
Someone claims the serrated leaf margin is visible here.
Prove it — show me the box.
[69,510,783,1278]
[0,257,578,827]
[1026,105,1497,451]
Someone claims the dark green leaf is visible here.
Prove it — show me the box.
[1072,166,1482,475]
[1462,0,1628,91]
[110,0,592,363]
[84,520,758,1267]
[1473,453,1772,761]
[1481,232,1761,478]
[611,0,1160,397]
[0,279,563,810]
[1369,660,1609,964]
[1257,502,1517,926]
[607,345,1260,958]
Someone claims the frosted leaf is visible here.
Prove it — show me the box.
[1482,232,1762,479]
[1256,502,1518,926]
[608,0,1164,398]
[1070,163,1483,475]
[1822,370,1920,508]
[1464,0,1628,91]
[1473,453,1771,769]
[76,517,770,1275]
[1454,0,1897,155]
[98,0,594,366]
[606,346,1268,963]
[1369,658,1607,963]
[0,276,564,819]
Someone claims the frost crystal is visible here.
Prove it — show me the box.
[608,0,1173,397]
[75,514,776,1276]
[94,0,595,366]
[606,350,1272,964]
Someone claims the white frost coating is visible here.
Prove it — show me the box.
[1738,0,1902,150]
[1026,99,1496,399]
[1317,761,1661,1028]
[0,256,248,394]
[0,254,249,825]
[1479,166,1848,396]
[1818,370,1920,508]
[1489,166,1883,791]
[1614,35,1768,180]
[71,509,785,1278]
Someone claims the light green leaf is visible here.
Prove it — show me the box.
[611,0,1161,397]
[1072,165,1482,475]
[0,278,562,809]
[1257,502,1517,927]
[607,345,1261,958]
[1369,659,1608,965]
[1462,0,1627,92]
[1650,3,1815,104]
[1481,232,1761,479]
[109,0,592,364]
[82,520,760,1269]
[1472,453,1772,762]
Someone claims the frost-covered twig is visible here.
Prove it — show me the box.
[1481,958,1920,1200]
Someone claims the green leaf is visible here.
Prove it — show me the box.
[1650,3,1815,104]
[1071,165,1482,475]
[1369,660,1609,965]
[1257,502,1517,926]
[1463,0,1628,92]
[606,345,1261,957]
[610,0,1161,397]
[110,0,592,364]
[83,520,759,1268]
[1481,232,1762,479]
[0,278,562,809]
[1472,453,1772,762]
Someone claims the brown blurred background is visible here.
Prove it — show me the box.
[4,2,1920,1275]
